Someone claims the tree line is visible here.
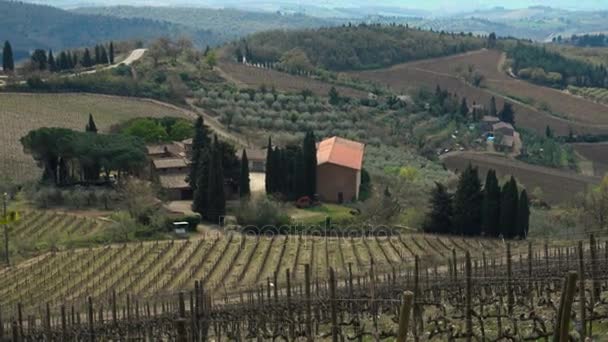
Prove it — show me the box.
[188,117,242,224]
[424,165,530,239]
[508,43,608,89]
[264,132,317,201]
[29,42,115,72]
[20,115,147,187]
[236,23,485,71]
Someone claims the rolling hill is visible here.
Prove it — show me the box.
[0,0,222,62]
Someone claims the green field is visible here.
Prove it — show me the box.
[0,93,189,184]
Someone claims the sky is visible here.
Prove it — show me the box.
[23,0,608,12]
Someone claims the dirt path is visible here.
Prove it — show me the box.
[184,98,250,147]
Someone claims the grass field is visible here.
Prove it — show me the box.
[0,93,190,184]
[351,49,608,136]
[572,142,608,177]
[442,151,600,204]
[0,222,530,314]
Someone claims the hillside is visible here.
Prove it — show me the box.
[0,93,189,184]
[0,1,221,61]
[73,6,338,41]
[234,25,486,71]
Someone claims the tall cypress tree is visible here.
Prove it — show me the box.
[82,49,93,68]
[499,103,515,125]
[188,116,211,191]
[109,42,115,64]
[423,182,453,234]
[489,96,497,117]
[2,41,14,72]
[192,149,210,217]
[94,45,101,65]
[239,149,251,198]
[58,52,68,70]
[265,137,273,194]
[71,52,78,69]
[516,190,530,239]
[453,164,483,236]
[206,136,226,224]
[85,114,98,133]
[499,176,519,238]
[100,46,109,64]
[302,131,317,198]
[459,97,469,116]
[481,169,501,236]
[47,50,57,72]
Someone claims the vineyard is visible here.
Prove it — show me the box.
[568,86,608,105]
[0,93,189,184]
[0,236,606,340]
[0,222,533,316]
[0,211,110,256]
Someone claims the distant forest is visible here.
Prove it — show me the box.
[558,34,608,47]
[235,24,487,71]
[508,43,608,89]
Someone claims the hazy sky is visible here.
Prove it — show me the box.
[24,0,608,12]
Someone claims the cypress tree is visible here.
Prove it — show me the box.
[83,49,93,68]
[499,103,515,125]
[239,149,251,198]
[100,46,109,64]
[192,149,210,217]
[423,183,453,234]
[499,176,519,238]
[265,137,273,194]
[2,41,14,72]
[489,96,497,117]
[58,52,68,70]
[94,45,101,65]
[109,42,115,64]
[481,169,501,236]
[85,114,98,133]
[188,116,211,191]
[71,52,78,69]
[452,164,482,236]
[31,49,48,70]
[302,131,317,198]
[48,50,56,72]
[459,97,469,116]
[206,136,226,224]
[516,190,530,239]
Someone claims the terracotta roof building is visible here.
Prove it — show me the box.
[316,137,365,203]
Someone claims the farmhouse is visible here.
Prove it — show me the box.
[147,140,192,200]
[316,137,365,203]
[238,148,267,172]
[481,116,500,132]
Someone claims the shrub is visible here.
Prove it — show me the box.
[236,198,292,232]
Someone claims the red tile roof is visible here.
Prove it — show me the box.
[317,136,365,171]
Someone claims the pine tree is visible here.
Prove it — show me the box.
[206,136,226,224]
[239,149,251,198]
[460,97,469,116]
[188,116,211,191]
[86,114,98,133]
[83,49,93,68]
[109,42,115,64]
[100,46,109,64]
[2,41,14,72]
[481,169,501,236]
[48,50,56,72]
[516,190,530,239]
[452,164,483,235]
[192,149,210,217]
[489,96,497,117]
[423,183,453,234]
[499,176,519,238]
[302,131,317,198]
[499,103,515,125]
[265,137,274,194]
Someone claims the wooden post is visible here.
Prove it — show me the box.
[577,241,587,338]
[305,264,313,341]
[590,234,600,301]
[88,296,95,342]
[465,251,472,342]
[506,243,514,316]
[554,271,578,342]
[329,267,338,342]
[397,291,414,342]
[176,292,187,342]
[61,305,67,341]
[0,305,3,341]
[11,320,18,342]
